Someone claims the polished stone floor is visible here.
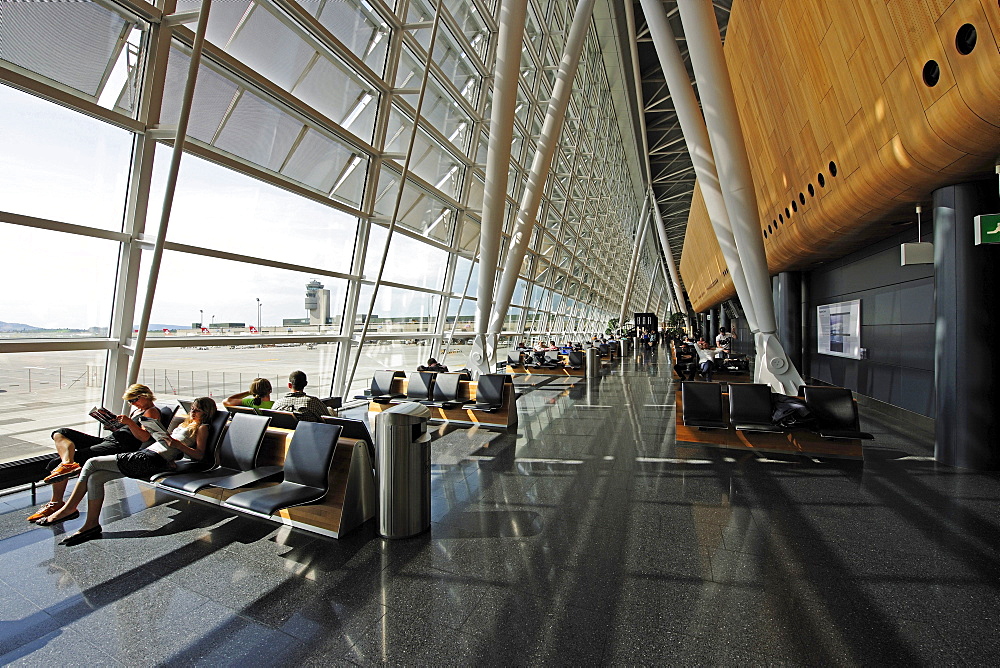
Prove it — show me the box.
[2,352,999,666]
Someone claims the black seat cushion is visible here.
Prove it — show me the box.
[468,374,507,410]
[156,413,271,492]
[802,386,874,439]
[682,381,727,429]
[224,482,325,516]
[159,465,242,494]
[224,422,342,516]
[728,383,784,432]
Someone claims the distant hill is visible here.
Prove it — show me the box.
[0,321,42,332]
[0,320,190,333]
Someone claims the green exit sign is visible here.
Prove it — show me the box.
[975,213,1000,245]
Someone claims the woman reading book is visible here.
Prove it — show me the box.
[34,397,217,546]
[27,384,164,524]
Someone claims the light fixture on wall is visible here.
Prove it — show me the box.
[901,205,933,265]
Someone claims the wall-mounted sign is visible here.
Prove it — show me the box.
[974,213,1000,245]
[817,300,861,360]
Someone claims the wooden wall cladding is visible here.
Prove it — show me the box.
[680,0,1000,312]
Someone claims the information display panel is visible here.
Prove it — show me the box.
[817,300,861,359]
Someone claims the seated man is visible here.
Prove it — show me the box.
[673,343,698,380]
[715,327,735,359]
[695,341,716,381]
[417,357,448,373]
[271,370,329,422]
[532,341,549,365]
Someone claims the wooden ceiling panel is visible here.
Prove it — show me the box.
[680,0,1000,312]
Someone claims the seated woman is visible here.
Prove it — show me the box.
[417,358,449,373]
[35,397,217,546]
[28,384,162,524]
[224,377,274,409]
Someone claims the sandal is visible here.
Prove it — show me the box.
[35,510,80,526]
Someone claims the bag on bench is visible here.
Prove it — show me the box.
[771,394,814,428]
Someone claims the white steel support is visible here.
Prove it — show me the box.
[441,247,480,362]
[487,0,598,341]
[127,1,213,386]
[661,263,676,314]
[675,0,802,393]
[104,0,177,407]
[619,198,651,326]
[468,0,528,376]
[641,1,755,324]
[333,218,369,398]
[648,190,685,314]
[643,250,655,312]
[344,0,446,390]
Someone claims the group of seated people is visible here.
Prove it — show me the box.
[511,337,617,366]
[672,327,736,382]
[27,370,332,545]
[222,369,330,422]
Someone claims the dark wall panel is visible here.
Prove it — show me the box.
[806,229,935,417]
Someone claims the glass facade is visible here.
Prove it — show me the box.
[0,0,665,465]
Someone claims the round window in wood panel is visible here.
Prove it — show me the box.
[922,60,940,87]
[956,24,977,55]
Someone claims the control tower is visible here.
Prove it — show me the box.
[305,280,331,325]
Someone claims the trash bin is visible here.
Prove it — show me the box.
[374,402,432,538]
[586,347,599,378]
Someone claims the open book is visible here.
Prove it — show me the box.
[89,407,124,431]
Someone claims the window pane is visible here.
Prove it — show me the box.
[151,147,358,274]
[444,0,488,61]
[0,85,133,231]
[384,107,463,200]
[0,0,138,100]
[161,47,371,206]
[311,0,390,77]
[0,224,118,337]
[358,285,440,333]
[147,251,348,335]
[0,351,108,465]
[364,226,449,291]
[451,256,478,295]
[373,169,454,243]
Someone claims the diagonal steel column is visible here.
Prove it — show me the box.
[676,0,802,393]
[648,188,685,314]
[468,0,529,376]
[640,0,756,335]
[128,0,213,386]
[619,198,651,326]
[487,0,598,341]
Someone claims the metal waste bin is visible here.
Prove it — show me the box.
[586,347,599,378]
[375,402,432,538]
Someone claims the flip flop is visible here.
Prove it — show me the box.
[35,510,80,526]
